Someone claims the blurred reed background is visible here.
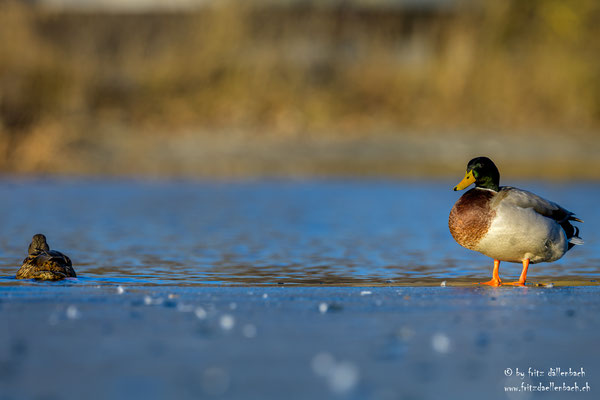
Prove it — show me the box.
[1,0,599,178]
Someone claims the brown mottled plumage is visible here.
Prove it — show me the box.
[448,188,496,250]
[16,234,76,281]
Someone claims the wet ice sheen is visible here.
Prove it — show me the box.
[0,180,597,286]
[1,284,599,400]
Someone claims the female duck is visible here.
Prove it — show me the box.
[16,234,76,280]
[449,157,582,286]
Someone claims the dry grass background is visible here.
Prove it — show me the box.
[1,0,599,178]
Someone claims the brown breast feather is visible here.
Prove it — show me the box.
[449,188,496,250]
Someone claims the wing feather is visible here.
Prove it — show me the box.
[500,187,578,223]
[500,186,583,246]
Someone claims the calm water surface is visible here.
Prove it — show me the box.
[0,179,598,286]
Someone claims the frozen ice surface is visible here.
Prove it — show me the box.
[1,285,599,400]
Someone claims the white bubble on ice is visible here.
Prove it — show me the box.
[116,286,125,294]
[311,352,335,377]
[312,353,359,394]
[242,323,257,338]
[432,333,451,354]
[329,361,359,394]
[195,306,207,319]
[219,314,235,331]
[440,281,447,287]
[360,290,372,296]
[66,305,80,320]
[318,302,329,313]
[262,293,269,299]
[143,296,163,306]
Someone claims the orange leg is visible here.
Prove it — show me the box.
[478,259,502,287]
[504,259,530,286]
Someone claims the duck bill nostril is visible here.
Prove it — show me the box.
[453,170,476,191]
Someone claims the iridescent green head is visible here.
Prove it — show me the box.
[453,157,500,192]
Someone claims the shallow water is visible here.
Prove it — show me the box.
[0,179,598,286]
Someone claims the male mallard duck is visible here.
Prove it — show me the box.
[16,234,76,281]
[449,157,583,286]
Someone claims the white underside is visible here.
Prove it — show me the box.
[474,202,568,264]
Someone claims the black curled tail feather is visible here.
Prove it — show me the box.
[562,217,583,251]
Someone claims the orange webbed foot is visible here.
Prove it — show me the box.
[474,259,502,287]
[477,278,502,287]
[504,259,530,287]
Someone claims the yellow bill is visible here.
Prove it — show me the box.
[453,170,475,191]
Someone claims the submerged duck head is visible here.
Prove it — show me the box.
[453,156,500,192]
[28,233,50,254]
